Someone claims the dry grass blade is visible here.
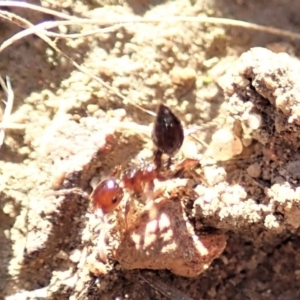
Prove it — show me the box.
[33,23,128,39]
[0,1,77,20]
[0,75,14,148]
[0,9,43,31]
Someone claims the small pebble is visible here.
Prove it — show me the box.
[247,113,262,130]
[69,249,82,263]
[247,163,261,178]
[55,250,69,260]
[87,104,99,114]
[207,128,243,161]
[170,67,196,87]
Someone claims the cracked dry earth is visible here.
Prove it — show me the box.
[2,1,300,300]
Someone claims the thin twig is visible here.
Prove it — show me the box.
[0,76,14,147]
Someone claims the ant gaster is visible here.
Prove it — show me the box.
[152,104,184,168]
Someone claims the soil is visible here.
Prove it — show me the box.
[1,0,300,299]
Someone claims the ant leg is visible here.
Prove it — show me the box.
[124,198,131,231]
[153,149,163,171]
[97,227,108,263]
[167,156,172,169]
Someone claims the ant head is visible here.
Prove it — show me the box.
[91,178,124,214]
[151,104,184,156]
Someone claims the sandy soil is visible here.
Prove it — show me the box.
[1,0,300,299]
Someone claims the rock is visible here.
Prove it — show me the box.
[115,197,226,277]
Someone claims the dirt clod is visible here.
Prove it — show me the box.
[115,197,226,277]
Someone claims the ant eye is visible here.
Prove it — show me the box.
[91,178,123,213]
[152,104,184,156]
[111,197,118,204]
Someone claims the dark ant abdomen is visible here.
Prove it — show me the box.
[152,104,184,156]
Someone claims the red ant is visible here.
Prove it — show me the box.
[90,103,193,216]
[48,103,201,219]
[83,103,188,264]
[47,103,190,215]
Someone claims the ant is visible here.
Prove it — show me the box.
[46,103,197,217]
[90,103,198,216]
[84,103,200,265]
[47,103,202,265]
